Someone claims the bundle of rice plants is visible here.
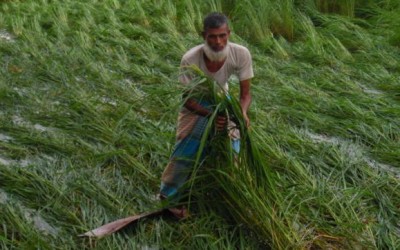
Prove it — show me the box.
[171,66,295,247]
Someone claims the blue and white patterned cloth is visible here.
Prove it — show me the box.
[160,100,239,202]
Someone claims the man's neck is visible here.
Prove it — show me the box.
[204,54,225,73]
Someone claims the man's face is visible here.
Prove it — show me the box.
[203,24,230,52]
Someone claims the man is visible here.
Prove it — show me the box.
[160,12,253,219]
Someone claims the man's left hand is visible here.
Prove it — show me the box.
[243,113,250,128]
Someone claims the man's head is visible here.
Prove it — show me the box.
[202,12,230,62]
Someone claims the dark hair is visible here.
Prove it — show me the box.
[203,12,229,31]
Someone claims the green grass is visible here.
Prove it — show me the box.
[0,0,399,249]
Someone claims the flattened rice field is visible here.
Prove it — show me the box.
[0,0,399,249]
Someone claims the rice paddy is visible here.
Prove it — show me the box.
[0,0,399,249]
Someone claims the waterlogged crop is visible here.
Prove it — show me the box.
[0,0,399,249]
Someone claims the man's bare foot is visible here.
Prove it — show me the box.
[168,206,189,220]
[158,194,189,220]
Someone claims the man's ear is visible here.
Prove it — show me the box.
[201,31,206,39]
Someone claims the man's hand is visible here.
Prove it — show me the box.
[239,79,251,129]
[243,112,250,128]
[216,115,227,131]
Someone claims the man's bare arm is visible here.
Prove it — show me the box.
[239,79,252,127]
[184,98,212,117]
[184,98,227,131]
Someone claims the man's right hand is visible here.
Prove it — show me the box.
[215,115,227,131]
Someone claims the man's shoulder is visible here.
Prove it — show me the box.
[228,42,252,64]
[182,44,204,62]
[228,42,251,55]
